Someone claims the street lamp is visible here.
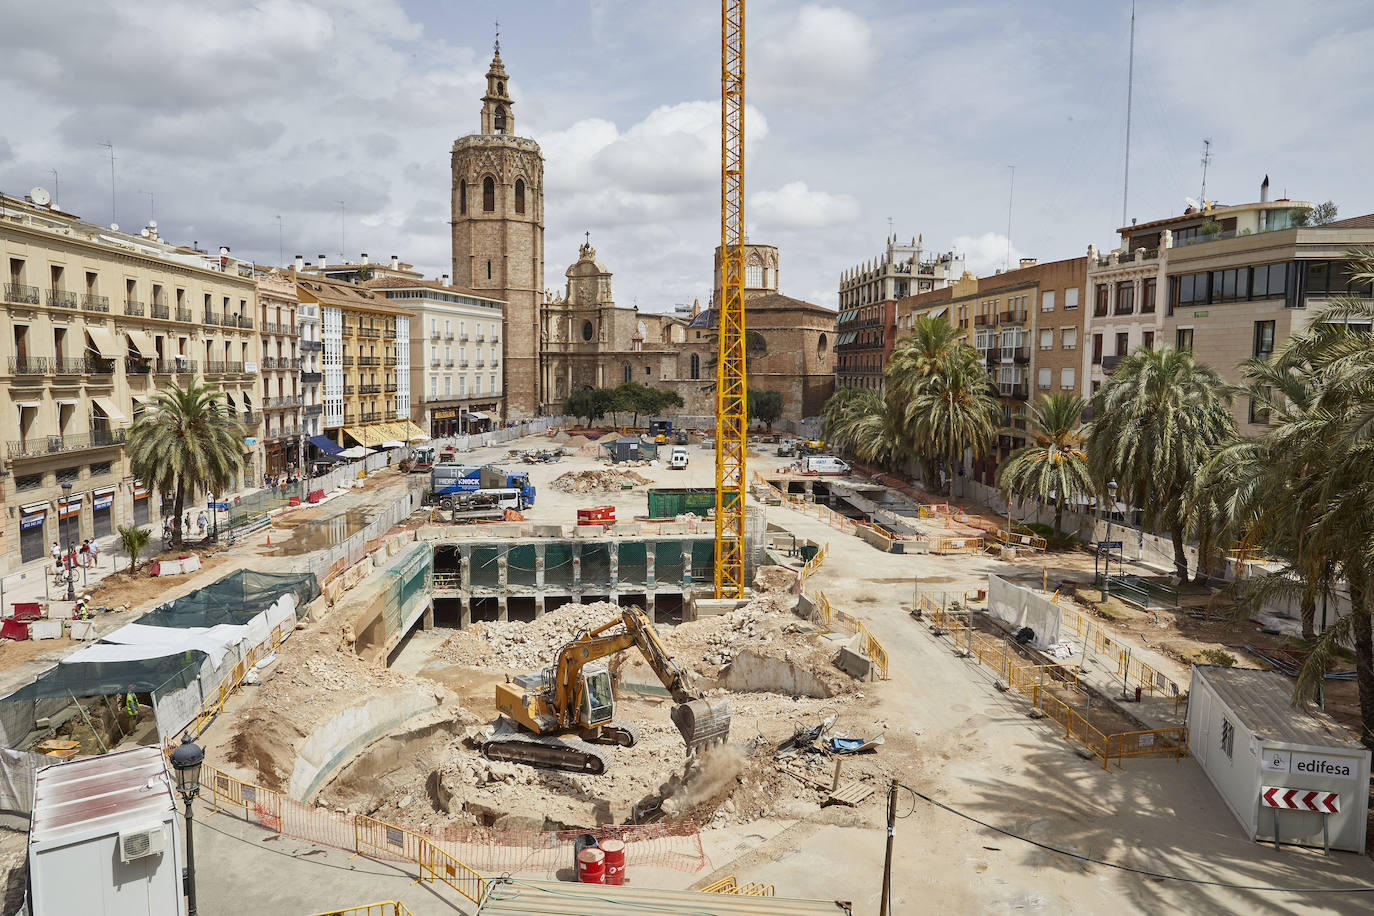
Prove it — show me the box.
[1099,479,1118,601]
[60,482,75,601]
[169,733,204,916]
[207,495,219,545]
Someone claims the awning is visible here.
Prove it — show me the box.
[126,329,156,356]
[21,502,48,514]
[132,480,149,498]
[93,487,116,510]
[86,326,120,357]
[928,306,948,319]
[224,391,239,411]
[58,495,81,519]
[308,435,344,456]
[468,411,490,421]
[17,401,39,410]
[92,396,126,423]
[380,439,405,449]
[55,399,78,408]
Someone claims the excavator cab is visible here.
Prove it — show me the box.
[578,664,615,728]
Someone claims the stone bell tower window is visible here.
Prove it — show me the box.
[483,177,495,212]
[494,106,507,133]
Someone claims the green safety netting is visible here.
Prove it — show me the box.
[2,652,203,703]
[376,544,432,641]
[135,569,320,629]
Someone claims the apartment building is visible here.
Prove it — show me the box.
[255,270,302,475]
[297,252,422,285]
[367,277,505,436]
[1083,193,1312,398]
[895,257,1087,486]
[294,272,420,448]
[0,192,260,570]
[837,236,964,391]
[297,285,324,461]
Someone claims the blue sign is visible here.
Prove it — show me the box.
[94,493,114,510]
[1098,540,1123,550]
[20,511,44,530]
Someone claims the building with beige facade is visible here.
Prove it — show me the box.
[294,272,420,449]
[540,238,687,407]
[0,192,261,570]
[366,276,505,437]
[255,269,302,475]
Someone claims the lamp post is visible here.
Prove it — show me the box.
[207,495,219,545]
[60,482,75,601]
[1100,479,1118,601]
[170,733,204,916]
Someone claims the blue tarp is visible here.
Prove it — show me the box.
[308,434,343,455]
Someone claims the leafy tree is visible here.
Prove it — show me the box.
[747,389,784,429]
[126,380,245,549]
[563,386,600,426]
[1311,200,1339,225]
[591,387,619,425]
[905,346,999,496]
[1086,346,1235,583]
[117,524,151,575]
[995,393,1093,536]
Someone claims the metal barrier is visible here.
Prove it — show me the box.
[811,590,889,680]
[923,536,985,554]
[356,814,429,865]
[308,902,414,916]
[1105,727,1189,766]
[994,528,1048,552]
[701,875,775,896]
[1059,608,1186,711]
[418,841,488,908]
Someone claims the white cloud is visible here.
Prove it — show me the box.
[754,5,875,101]
[951,233,1027,278]
[750,181,860,231]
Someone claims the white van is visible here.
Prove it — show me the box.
[669,446,689,470]
[802,456,850,475]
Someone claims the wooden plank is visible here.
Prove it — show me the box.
[825,782,875,807]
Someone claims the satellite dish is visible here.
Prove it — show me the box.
[140,228,151,238]
[148,220,157,229]
[1184,197,1200,210]
[29,187,51,207]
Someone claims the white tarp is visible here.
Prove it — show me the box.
[0,747,55,816]
[65,593,297,668]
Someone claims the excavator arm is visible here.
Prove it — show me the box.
[554,608,731,753]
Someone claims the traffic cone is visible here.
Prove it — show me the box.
[266,533,271,546]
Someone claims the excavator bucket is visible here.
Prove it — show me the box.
[670,698,731,754]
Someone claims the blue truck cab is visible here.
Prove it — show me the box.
[430,463,536,507]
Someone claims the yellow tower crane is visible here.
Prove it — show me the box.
[715,0,748,599]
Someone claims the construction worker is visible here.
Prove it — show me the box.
[124,686,140,722]
[75,595,90,619]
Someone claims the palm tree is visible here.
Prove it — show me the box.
[117,524,151,574]
[1087,346,1235,583]
[995,393,1093,536]
[905,345,999,495]
[885,314,965,401]
[126,380,245,549]
[824,387,912,471]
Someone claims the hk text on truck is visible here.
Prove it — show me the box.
[426,463,537,510]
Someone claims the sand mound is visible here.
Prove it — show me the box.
[563,435,592,448]
[551,469,653,493]
[550,430,570,443]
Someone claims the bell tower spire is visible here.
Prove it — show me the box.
[480,30,514,136]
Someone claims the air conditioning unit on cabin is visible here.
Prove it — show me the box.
[118,826,166,863]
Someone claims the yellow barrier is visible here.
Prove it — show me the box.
[204,764,280,825]
[418,841,488,907]
[308,905,410,916]
[1105,727,1189,767]
[308,902,413,916]
[994,528,1048,552]
[860,624,889,680]
[701,875,776,896]
[355,814,428,866]
[811,590,888,680]
[924,536,985,554]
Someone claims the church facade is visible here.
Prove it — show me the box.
[450,47,834,423]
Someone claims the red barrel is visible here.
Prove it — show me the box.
[601,838,626,885]
[577,847,605,884]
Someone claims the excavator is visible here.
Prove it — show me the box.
[482,607,731,774]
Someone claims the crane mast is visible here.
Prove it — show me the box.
[716,0,747,598]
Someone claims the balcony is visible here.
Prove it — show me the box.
[476,333,486,343]
[304,404,323,417]
[490,359,499,368]
[983,347,999,365]
[231,314,254,330]
[1102,355,1122,372]
[430,331,441,341]
[177,308,193,323]
[155,359,197,374]
[9,356,48,376]
[343,412,356,424]
[204,361,227,375]
[301,339,323,352]
[123,299,145,316]
[358,356,381,367]
[204,311,221,325]
[999,384,1029,401]
[384,356,397,367]
[360,410,381,423]
[458,333,469,343]
[342,357,355,367]
[359,383,381,395]
[974,315,990,326]
[53,357,86,375]
[475,359,485,368]
[9,427,126,459]
[1010,346,1030,364]
[1000,310,1025,324]
[385,383,397,393]
[301,371,322,383]
[262,320,289,335]
[241,411,259,427]
[458,360,468,369]
[125,357,152,375]
[82,293,110,313]
[4,283,40,305]
[357,327,381,339]
[152,301,170,320]
[47,289,79,310]
[267,426,299,441]
[443,331,454,341]
[265,395,303,409]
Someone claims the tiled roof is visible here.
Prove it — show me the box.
[1320,213,1374,229]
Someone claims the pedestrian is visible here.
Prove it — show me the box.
[50,541,60,564]
[89,539,99,568]
[79,539,90,568]
[184,511,191,533]
[198,509,208,534]
[163,517,172,543]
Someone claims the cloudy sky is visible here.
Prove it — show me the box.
[2,0,1370,312]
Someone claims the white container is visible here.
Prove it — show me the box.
[28,746,186,915]
[29,619,62,641]
[1188,665,1371,852]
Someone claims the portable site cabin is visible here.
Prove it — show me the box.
[1187,665,1371,852]
[603,437,658,463]
[28,745,185,915]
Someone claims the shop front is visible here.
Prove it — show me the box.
[427,402,501,437]
[92,487,116,539]
[18,504,47,563]
[132,479,150,526]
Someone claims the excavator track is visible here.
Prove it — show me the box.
[594,719,642,748]
[481,731,612,774]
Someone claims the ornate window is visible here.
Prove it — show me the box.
[494,106,507,133]
[482,177,495,212]
[623,363,632,383]
[497,80,504,95]
[515,178,526,214]
[582,320,594,341]
[690,353,700,379]
[458,179,466,214]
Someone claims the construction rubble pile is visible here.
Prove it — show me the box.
[550,468,654,493]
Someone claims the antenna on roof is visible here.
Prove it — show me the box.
[1199,138,1213,206]
[494,19,500,55]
